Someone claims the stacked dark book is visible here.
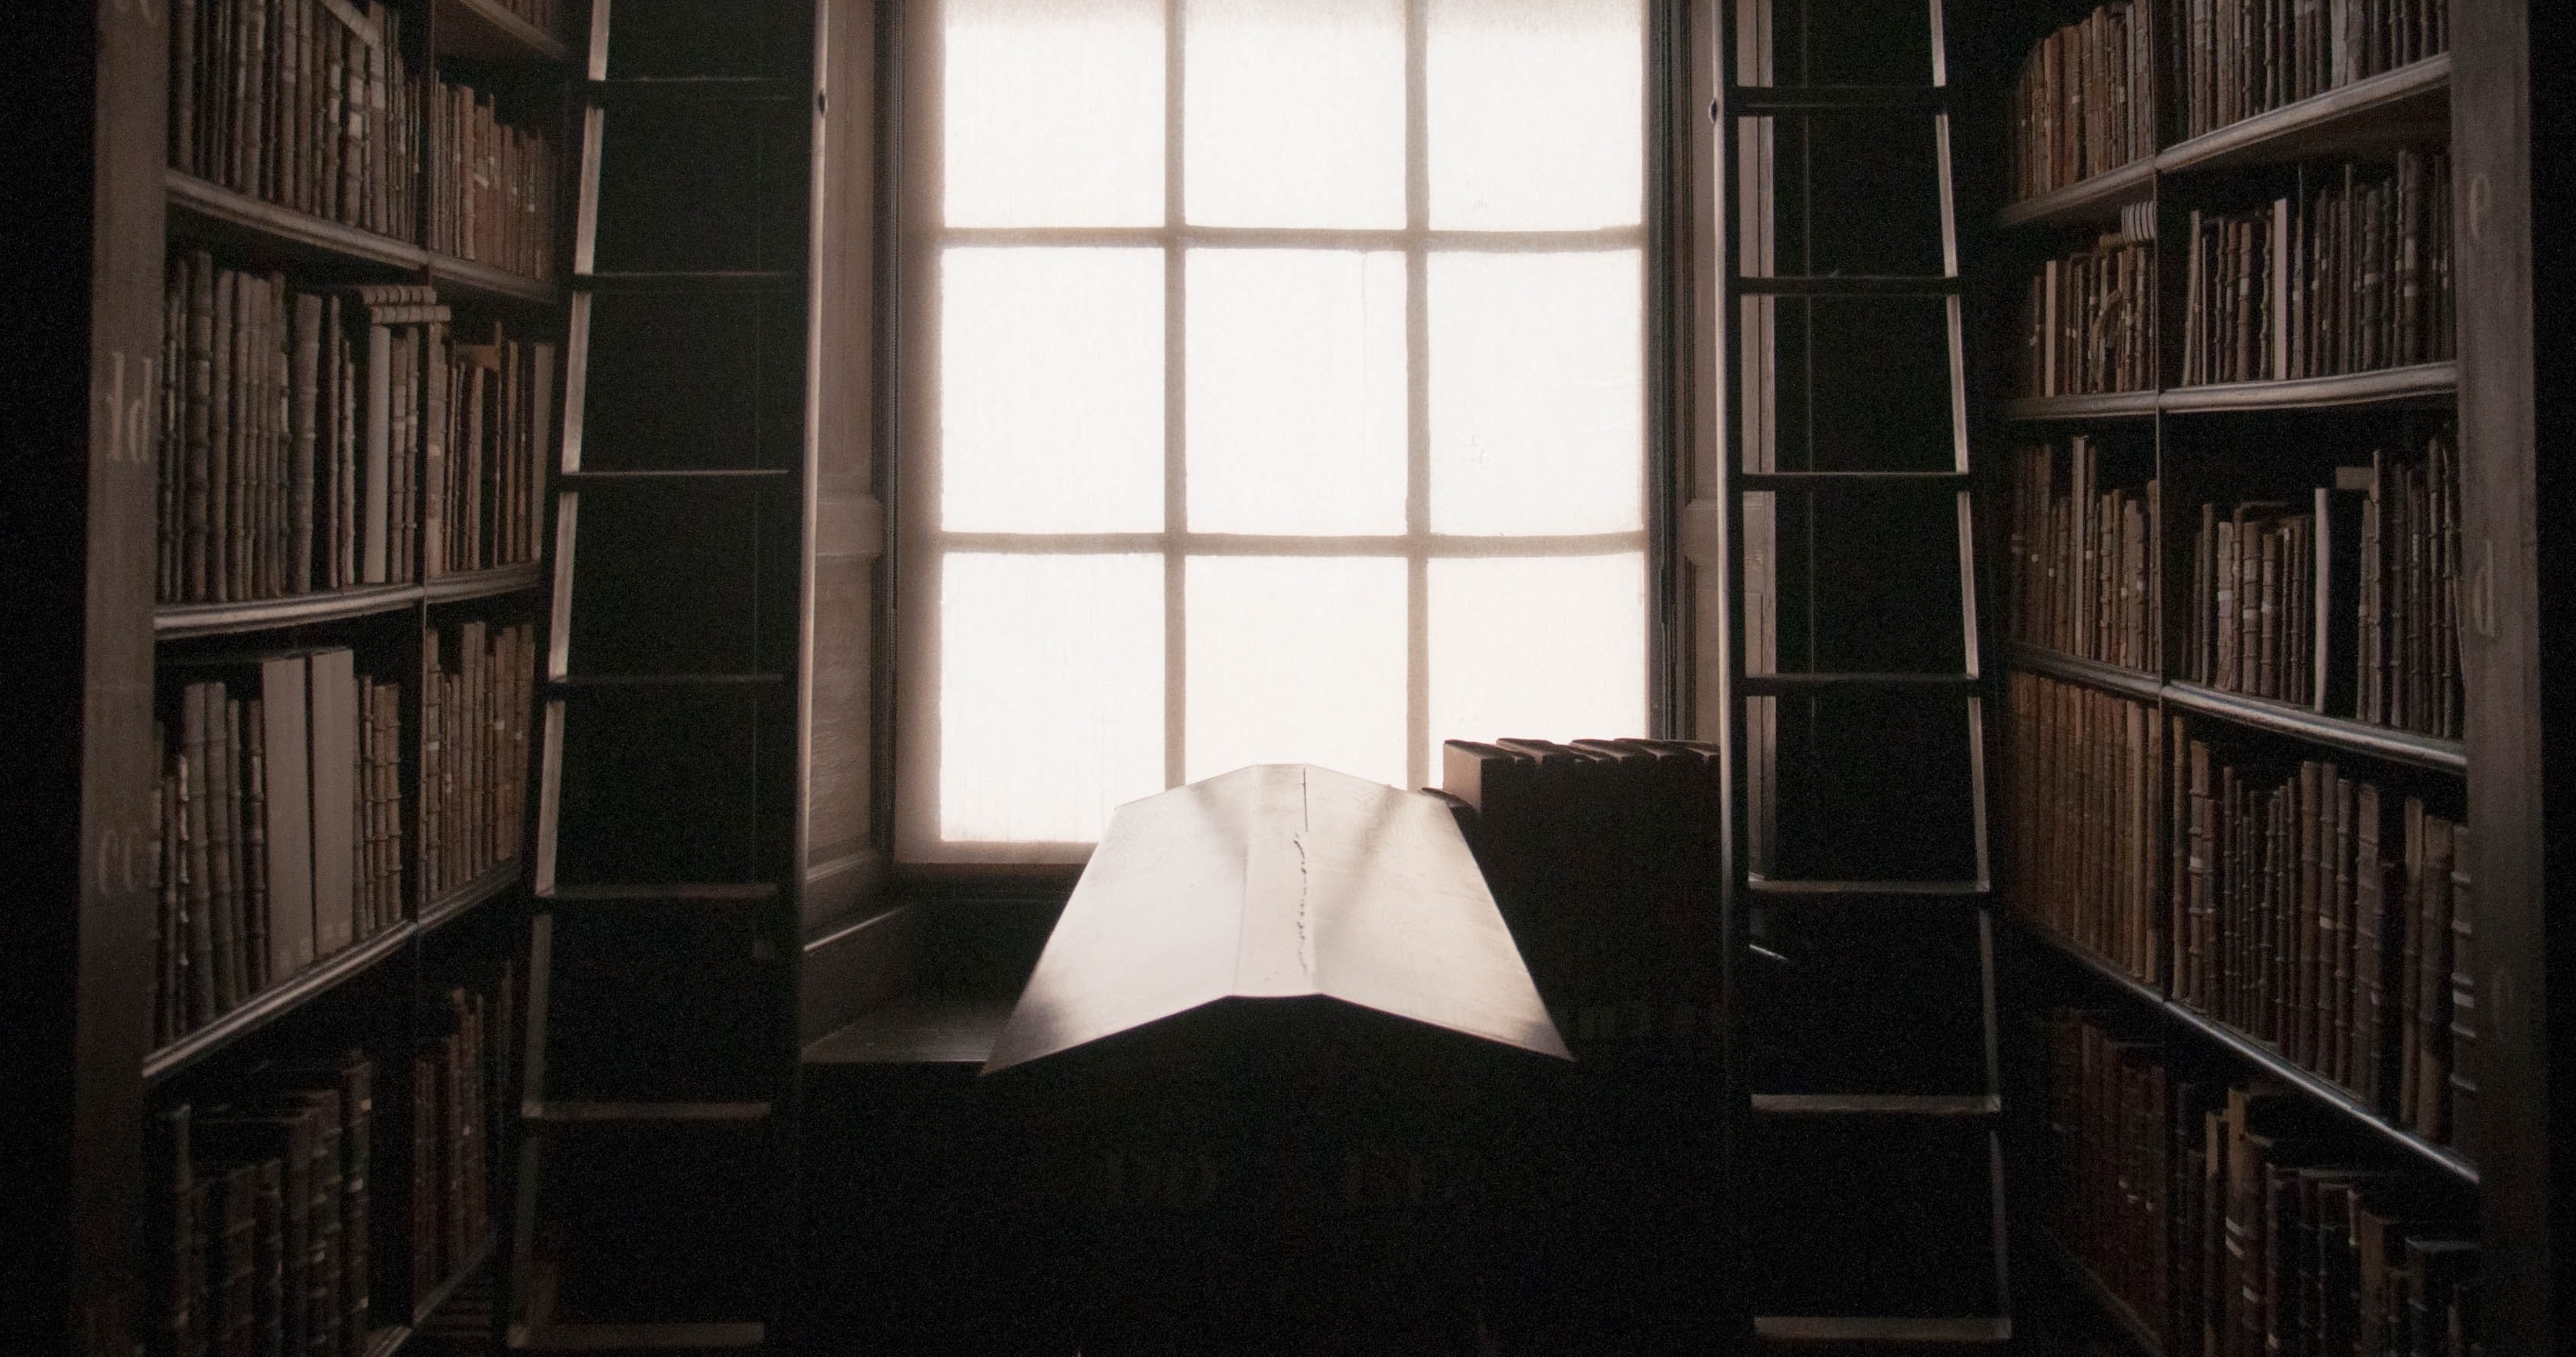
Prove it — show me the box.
[427,80,561,282]
[2022,233,2159,399]
[2005,673,2166,986]
[411,980,506,1302]
[2009,3,2159,202]
[2172,739,2470,1145]
[169,0,420,240]
[2008,440,2161,672]
[420,620,536,901]
[152,648,403,1047]
[1437,738,1724,1050]
[152,1051,377,1357]
[428,325,554,577]
[2180,151,2454,387]
[2033,1009,2474,1357]
[2182,430,2460,735]
[2168,0,2448,141]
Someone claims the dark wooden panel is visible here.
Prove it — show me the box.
[1765,483,1969,676]
[578,290,772,470]
[1759,687,1983,883]
[524,1123,777,1325]
[1750,0,1935,86]
[603,0,816,80]
[1766,294,1959,473]
[1741,1118,2002,1318]
[543,903,790,1101]
[1753,111,1949,279]
[592,98,812,276]
[564,482,774,676]
[553,689,766,886]
[1743,901,1990,1097]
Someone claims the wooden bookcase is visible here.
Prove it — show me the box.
[1957,2,2563,1352]
[18,2,581,1352]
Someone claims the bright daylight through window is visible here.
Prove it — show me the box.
[898,0,1648,860]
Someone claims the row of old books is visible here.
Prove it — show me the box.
[420,621,536,901]
[2006,441,2162,673]
[2180,151,2455,388]
[152,648,404,1047]
[2169,0,2448,143]
[2009,3,2159,202]
[155,253,554,606]
[158,260,418,603]
[2021,233,2157,398]
[426,80,561,283]
[1436,737,1724,1049]
[2182,433,2461,737]
[170,0,420,242]
[2176,740,2472,1145]
[412,980,503,1305]
[152,1051,376,1357]
[2034,1009,2475,1357]
[2006,670,2474,1150]
[2006,673,2168,984]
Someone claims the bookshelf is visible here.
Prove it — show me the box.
[1970,2,2558,1352]
[24,0,580,1351]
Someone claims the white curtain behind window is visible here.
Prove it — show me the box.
[898,0,1649,861]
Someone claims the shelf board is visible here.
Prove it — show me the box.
[418,858,523,936]
[2036,1229,2163,1357]
[2162,680,2465,774]
[2015,919,2479,1187]
[1996,156,2156,230]
[433,0,574,64]
[166,169,426,272]
[2159,55,2451,179]
[363,1325,411,1357]
[156,581,423,640]
[426,250,564,306]
[2002,389,2159,423]
[423,560,545,605]
[2003,648,2465,774]
[2161,363,2457,414]
[144,921,417,1085]
[2003,643,2165,704]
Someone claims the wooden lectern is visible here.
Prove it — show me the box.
[984,764,1571,1356]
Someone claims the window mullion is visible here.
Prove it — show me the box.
[1165,0,1189,790]
[1404,0,1433,791]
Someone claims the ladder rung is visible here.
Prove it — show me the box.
[1750,1094,1999,1116]
[585,75,808,102]
[547,673,787,690]
[1737,672,1979,694]
[508,1322,765,1352]
[556,469,793,484]
[1738,275,1961,296]
[1752,1316,2011,1343]
[522,1101,773,1125]
[1746,877,1990,897]
[540,883,781,903]
[1722,85,1950,114]
[1735,470,1970,490]
[577,269,803,292]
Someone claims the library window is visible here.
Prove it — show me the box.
[895,0,1654,861]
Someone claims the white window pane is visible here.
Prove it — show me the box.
[942,249,1164,533]
[1185,0,1405,228]
[1186,557,1409,786]
[1428,554,1647,770]
[1187,250,1407,535]
[940,554,1166,843]
[1429,251,1643,534]
[1427,0,1643,229]
[945,0,1164,226]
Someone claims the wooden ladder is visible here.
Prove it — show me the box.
[503,2,817,1350]
[1718,0,2011,1344]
